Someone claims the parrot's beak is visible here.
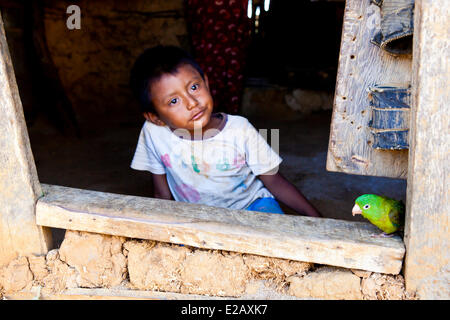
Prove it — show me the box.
[352,204,362,216]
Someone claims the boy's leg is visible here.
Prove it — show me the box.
[246,197,284,214]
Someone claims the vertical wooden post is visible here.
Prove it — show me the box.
[0,11,52,267]
[404,0,450,299]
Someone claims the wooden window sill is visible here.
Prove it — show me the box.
[36,184,405,274]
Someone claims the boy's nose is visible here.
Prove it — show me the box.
[186,95,199,110]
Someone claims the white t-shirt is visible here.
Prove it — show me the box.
[130,113,282,210]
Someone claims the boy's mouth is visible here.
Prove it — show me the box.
[191,109,206,121]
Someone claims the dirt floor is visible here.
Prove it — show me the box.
[27,107,407,247]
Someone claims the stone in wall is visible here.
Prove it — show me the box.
[41,249,78,295]
[0,256,34,293]
[180,250,249,296]
[287,266,363,300]
[243,253,311,292]
[124,240,189,292]
[287,266,416,300]
[360,272,414,300]
[27,255,49,285]
[124,239,313,297]
[124,241,252,297]
[0,250,77,296]
[58,230,127,288]
[244,254,311,280]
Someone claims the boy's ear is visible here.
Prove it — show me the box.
[143,112,166,126]
[204,74,210,90]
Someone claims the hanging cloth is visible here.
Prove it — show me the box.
[370,0,414,56]
[185,0,252,114]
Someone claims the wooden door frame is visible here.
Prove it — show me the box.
[403,0,449,299]
[0,1,448,299]
[0,8,405,276]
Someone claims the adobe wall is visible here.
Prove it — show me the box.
[43,0,188,122]
[0,230,416,300]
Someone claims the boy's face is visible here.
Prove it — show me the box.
[146,64,214,133]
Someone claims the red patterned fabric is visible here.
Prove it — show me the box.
[185,0,251,114]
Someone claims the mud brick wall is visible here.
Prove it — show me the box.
[0,230,417,300]
[42,0,189,122]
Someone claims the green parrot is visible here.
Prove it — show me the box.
[352,194,405,237]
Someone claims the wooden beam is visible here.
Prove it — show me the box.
[36,184,405,274]
[0,11,51,267]
[404,0,450,299]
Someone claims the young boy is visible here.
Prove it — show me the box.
[130,45,322,217]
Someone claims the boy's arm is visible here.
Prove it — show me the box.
[258,171,322,217]
[152,174,173,200]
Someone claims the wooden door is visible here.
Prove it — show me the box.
[327,0,412,178]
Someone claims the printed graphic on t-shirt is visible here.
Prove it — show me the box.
[130,114,282,210]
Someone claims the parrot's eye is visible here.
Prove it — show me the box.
[363,204,370,210]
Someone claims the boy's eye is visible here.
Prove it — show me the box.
[169,98,178,105]
[191,84,199,91]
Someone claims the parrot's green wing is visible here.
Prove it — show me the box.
[387,199,405,229]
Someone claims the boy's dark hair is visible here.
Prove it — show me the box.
[130,45,205,113]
